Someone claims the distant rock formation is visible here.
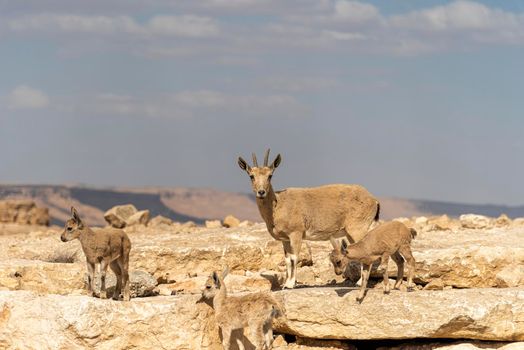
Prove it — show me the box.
[0,200,49,226]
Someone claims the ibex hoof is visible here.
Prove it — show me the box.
[282,282,295,289]
[100,291,107,299]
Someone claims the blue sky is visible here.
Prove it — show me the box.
[0,0,523,205]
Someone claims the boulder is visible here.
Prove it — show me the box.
[412,227,524,288]
[223,215,240,228]
[495,214,512,227]
[459,214,492,229]
[104,204,137,228]
[0,200,49,226]
[149,215,173,226]
[87,270,158,298]
[274,287,524,341]
[205,220,222,229]
[126,210,150,226]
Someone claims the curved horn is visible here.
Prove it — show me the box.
[264,149,270,166]
[252,153,258,167]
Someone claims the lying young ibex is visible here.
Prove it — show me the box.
[329,221,416,302]
[202,268,283,350]
[238,149,380,288]
[60,207,132,301]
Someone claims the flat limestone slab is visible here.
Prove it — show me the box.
[2,287,524,349]
[0,291,220,350]
[274,287,524,341]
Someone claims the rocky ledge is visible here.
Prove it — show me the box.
[1,287,524,349]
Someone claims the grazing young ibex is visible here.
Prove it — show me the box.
[329,221,416,302]
[238,149,380,288]
[202,268,283,350]
[60,207,132,301]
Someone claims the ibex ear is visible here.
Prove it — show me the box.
[271,154,281,170]
[222,266,229,279]
[212,271,221,288]
[330,237,339,250]
[71,207,81,223]
[341,239,349,254]
[238,157,251,172]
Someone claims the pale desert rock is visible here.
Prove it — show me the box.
[423,278,445,290]
[157,273,272,295]
[3,224,524,289]
[0,200,49,226]
[104,204,137,228]
[495,265,524,288]
[495,214,512,227]
[377,341,524,350]
[0,259,85,295]
[0,291,224,350]
[459,214,492,229]
[274,287,524,341]
[205,220,222,229]
[412,227,524,287]
[223,214,240,228]
[149,215,173,226]
[512,218,524,227]
[427,215,458,231]
[87,270,158,298]
[126,210,150,226]
[415,216,428,225]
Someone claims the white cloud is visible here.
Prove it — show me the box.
[390,1,520,31]
[323,30,366,41]
[146,15,220,37]
[8,85,50,110]
[260,77,338,92]
[334,0,380,22]
[8,13,220,38]
[89,90,308,119]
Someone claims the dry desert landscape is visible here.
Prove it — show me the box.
[1,200,524,350]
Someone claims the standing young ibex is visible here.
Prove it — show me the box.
[329,221,416,302]
[60,207,132,301]
[238,149,380,288]
[202,267,283,350]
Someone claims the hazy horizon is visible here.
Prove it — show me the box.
[1,1,523,206]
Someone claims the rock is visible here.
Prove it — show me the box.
[415,216,428,225]
[0,291,225,349]
[460,214,492,229]
[0,259,85,295]
[423,278,445,290]
[103,204,137,228]
[495,265,524,288]
[513,218,524,227]
[0,200,49,226]
[204,220,222,229]
[88,270,158,298]
[274,287,524,341]
[412,227,524,288]
[159,273,272,295]
[428,215,457,231]
[223,215,240,228]
[239,220,254,227]
[377,341,524,350]
[149,215,173,226]
[495,214,512,227]
[126,210,150,226]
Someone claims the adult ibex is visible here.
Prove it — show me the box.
[238,149,380,288]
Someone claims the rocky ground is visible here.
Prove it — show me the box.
[1,212,524,349]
